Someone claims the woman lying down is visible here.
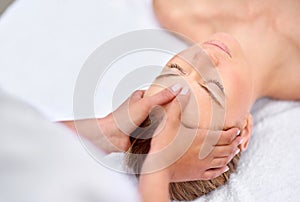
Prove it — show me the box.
[62,0,300,200]
[63,32,300,201]
[125,32,300,201]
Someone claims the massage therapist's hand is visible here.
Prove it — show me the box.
[61,85,182,154]
[95,85,184,153]
[139,95,242,202]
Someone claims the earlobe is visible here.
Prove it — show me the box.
[240,113,253,151]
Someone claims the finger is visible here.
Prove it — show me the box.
[215,128,241,146]
[164,88,190,125]
[210,149,238,168]
[201,166,229,180]
[124,85,183,127]
[198,128,238,160]
[210,146,241,169]
[210,136,243,157]
[110,90,147,135]
[145,84,183,108]
[129,90,145,103]
[128,84,189,124]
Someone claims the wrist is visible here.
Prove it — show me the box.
[141,153,173,181]
[98,115,130,153]
[139,165,171,202]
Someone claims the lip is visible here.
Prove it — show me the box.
[203,40,232,58]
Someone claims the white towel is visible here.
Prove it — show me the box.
[193,98,300,202]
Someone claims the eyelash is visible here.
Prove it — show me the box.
[206,79,224,92]
[168,63,187,75]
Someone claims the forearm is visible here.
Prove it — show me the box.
[59,117,127,154]
[139,169,170,202]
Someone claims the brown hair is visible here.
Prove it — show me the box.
[126,117,240,201]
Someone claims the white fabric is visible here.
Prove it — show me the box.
[0,89,139,202]
[0,0,300,202]
[192,99,300,202]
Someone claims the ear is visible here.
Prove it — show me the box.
[240,113,253,151]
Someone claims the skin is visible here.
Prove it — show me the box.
[153,0,300,100]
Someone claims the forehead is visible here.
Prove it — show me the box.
[174,45,220,82]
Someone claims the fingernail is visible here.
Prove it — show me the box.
[236,129,241,136]
[180,87,189,95]
[224,166,229,172]
[171,84,182,93]
[234,149,240,155]
[239,138,244,145]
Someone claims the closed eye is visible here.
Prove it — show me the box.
[199,83,223,107]
[168,63,187,75]
[206,79,225,94]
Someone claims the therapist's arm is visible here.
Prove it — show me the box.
[60,85,183,154]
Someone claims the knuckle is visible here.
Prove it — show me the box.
[223,134,232,144]
[226,156,233,164]
[230,132,236,141]
[221,147,232,156]
[161,88,175,100]
[202,173,210,181]
[131,90,144,100]
[230,148,237,157]
[228,147,236,156]
[215,158,226,167]
[234,136,242,146]
[143,99,153,110]
[132,89,142,95]
[220,159,227,166]
[204,172,214,180]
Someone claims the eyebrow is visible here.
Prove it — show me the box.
[155,72,224,107]
[198,83,224,107]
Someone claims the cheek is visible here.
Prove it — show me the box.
[221,69,250,125]
[181,84,215,129]
[181,90,207,128]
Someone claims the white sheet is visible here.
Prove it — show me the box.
[0,0,299,201]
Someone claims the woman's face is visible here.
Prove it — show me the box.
[145,33,253,130]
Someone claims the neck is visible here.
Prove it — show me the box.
[247,62,271,104]
[222,1,282,103]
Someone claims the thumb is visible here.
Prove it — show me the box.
[164,87,190,122]
[129,90,145,103]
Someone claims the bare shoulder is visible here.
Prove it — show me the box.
[273,0,300,48]
[268,54,300,101]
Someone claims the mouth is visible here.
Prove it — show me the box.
[203,40,232,58]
